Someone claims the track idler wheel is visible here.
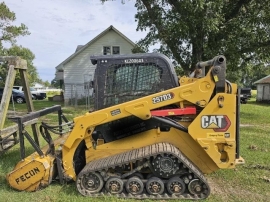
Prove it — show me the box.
[146,177,164,195]
[125,177,144,195]
[78,172,104,194]
[166,176,186,195]
[105,177,124,194]
[188,179,205,195]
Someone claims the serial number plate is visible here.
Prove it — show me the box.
[124,59,144,63]
[152,93,174,104]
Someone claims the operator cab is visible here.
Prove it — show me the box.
[90,53,179,143]
[90,53,179,110]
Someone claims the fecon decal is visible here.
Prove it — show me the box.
[15,167,40,184]
[201,115,231,132]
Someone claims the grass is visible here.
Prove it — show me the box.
[46,90,61,98]
[0,98,269,202]
[207,99,270,202]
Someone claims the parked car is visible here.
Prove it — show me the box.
[240,88,252,104]
[0,88,26,104]
[13,86,47,100]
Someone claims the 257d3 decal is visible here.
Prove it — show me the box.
[152,92,174,104]
[201,115,231,132]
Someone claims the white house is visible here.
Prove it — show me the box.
[254,74,270,102]
[54,25,136,104]
[32,83,45,90]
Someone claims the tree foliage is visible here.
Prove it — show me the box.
[0,2,29,48]
[0,2,39,87]
[102,0,270,84]
[51,79,61,88]
[227,63,270,88]
[43,80,51,87]
[0,45,41,86]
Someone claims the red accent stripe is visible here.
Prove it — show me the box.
[150,107,196,116]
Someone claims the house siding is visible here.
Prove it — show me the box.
[62,29,134,103]
[256,84,270,101]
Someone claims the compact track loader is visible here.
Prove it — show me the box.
[6,53,244,200]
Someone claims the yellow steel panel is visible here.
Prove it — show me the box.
[124,101,151,120]
[189,93,237,168]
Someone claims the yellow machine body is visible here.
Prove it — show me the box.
[6,55,244,200]
[61,71,240,180]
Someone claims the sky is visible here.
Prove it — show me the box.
[5,0,148,82]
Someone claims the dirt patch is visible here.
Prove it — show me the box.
[7,110,26,117]
[240,124,254,127]
[244,164,270,171]
[260,176,270,183]
[207,177,269,201]
[248,145,258,150]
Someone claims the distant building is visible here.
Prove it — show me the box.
[33,83,44,90]
[54,25,135,104]
[254,75,270,102]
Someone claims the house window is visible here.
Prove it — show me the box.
[112,46,120,54]
[103,46,111,55]
[103,46,120,55]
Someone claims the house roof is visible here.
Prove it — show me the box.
[254,74,270,84]
[75,45,84,52]
[33,83,44,88]
[55,25,136,71]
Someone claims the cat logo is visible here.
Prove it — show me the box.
[201,115,231,132]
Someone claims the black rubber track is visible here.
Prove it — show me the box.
[76,142,210,200]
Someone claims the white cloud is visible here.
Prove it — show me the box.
[4,0,148,82]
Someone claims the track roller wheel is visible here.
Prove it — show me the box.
[146,177,164,195]
[78,172,104,194]
[188,179,204,195]
[166,176,186,195]
[105,177,124,194]
[125,177,144,195]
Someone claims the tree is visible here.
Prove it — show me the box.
[0,2,29,49]
[51,79,61,88]
[102,0,270,82]
[43,80,51,87]
[0,2,33,86]
[0,45,41,86]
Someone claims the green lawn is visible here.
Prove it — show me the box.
[0,99,269,202]
[208,99,270,202]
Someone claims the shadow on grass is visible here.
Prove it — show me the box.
[246,100,270,107]
[240,111,258,120]
[240,125,270,138]
[8,100,64,112]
